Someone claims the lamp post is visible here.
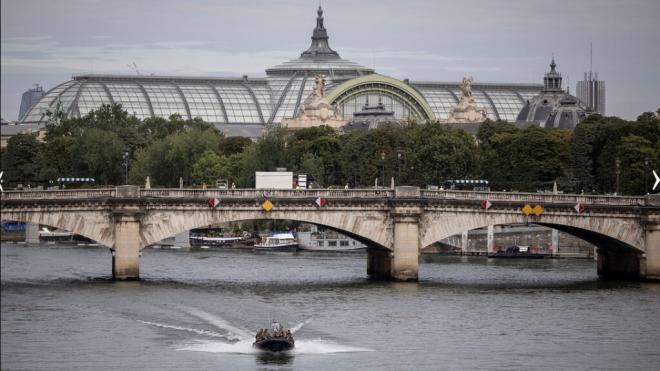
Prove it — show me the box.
[122,151,129,185]
[397,150,404,185]
[615,157,621,195]
[380,151,386,188]
[645,157,649,194]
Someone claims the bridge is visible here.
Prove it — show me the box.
[2,186,659,281]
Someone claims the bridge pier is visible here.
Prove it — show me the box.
[597,248,641,280]
[25,222,40,245]
[112,205,143,280]
[367,248,392,279]
[641,215,660,280]
[389,205,421,281]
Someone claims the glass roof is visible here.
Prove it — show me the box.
[18,8,543,135]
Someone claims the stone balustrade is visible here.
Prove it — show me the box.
[1,187,653,206]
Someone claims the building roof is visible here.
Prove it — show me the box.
[17,7,543,136]
[343,97,401,132]
[516,59,589,129]
[266,6,373,76]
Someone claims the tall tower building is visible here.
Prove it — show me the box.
[576,44,606,115]
[18,84,45,121]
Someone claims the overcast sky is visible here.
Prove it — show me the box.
[2,0,659,121]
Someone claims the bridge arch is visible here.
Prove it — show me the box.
[1,211,113,247]
[140,208,392,251]
[419,211,645,253]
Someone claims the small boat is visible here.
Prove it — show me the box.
[254,233,299,252]
[39,227,74,241]
[253,322,295,352]
[38,227,92,243]
[489,245,545,259]
[189,235,242,247]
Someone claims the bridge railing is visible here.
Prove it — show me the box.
[0,188,650,206]
[420,189,647,206]
[0,189,116,200]
[140,188,395,199]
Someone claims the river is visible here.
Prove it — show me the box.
[2,243,659,370]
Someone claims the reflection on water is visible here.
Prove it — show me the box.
[2,243,660,371]
[256,352,294,366]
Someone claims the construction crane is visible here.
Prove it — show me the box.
[126,62,141,75]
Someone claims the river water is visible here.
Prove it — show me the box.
[2,243,660,371]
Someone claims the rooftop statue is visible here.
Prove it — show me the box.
[445,76,487,124]
[313,74,326,99]
[281,74,346,130]
[460,77,474,104]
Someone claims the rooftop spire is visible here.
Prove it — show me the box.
[300,6,340,60]
[543,56,562,92]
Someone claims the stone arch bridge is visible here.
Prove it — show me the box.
[2,186,659,281]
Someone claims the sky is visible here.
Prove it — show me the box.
[1,0,659,121]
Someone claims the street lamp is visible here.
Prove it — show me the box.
[615,157,621,195]
[397,150,404,185]
[380,151,386,188]
[645,157,649,194]
[122,151,129,185]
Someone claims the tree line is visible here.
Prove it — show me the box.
[2,104,659,195]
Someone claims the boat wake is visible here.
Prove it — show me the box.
[180,338,374,355]
[139,308,372,355]
[179,306,253,340]
[137,320,232,340]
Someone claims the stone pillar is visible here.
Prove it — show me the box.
[641,215,660,280]
[391,211,420,281]
[551,229,559,256]
[112,186,143,280]
[25,222,40,245]
[386,186,421,281]
[461,230,469,255]
[486,225,495,254]
[112,207,143,280]
[367,248,392,279]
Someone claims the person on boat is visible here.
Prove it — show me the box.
[272,321,282,333]
[285,329,292,340]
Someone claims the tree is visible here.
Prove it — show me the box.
[406,123,477,186]
[219,136,253,156]
[37,136,74,182]
[129,126,223,187]
[69,129,124,185]
[481,127,569,191]
[616,135,656,195]
[3,133,41,186]
[191,150,233,186]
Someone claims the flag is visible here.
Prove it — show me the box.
[209,197,220,207]
[574,202,585,213]
[481,199,492,209]
[315,196,326,207]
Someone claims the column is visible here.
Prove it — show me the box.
[112,206,143,280]
[25,222,40,245]
[551,229,559,256]
[486,225,495,254]
[461,230,469,255]
[390,207,421,282]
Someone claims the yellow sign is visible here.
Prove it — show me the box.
[522,204,533,216]
[261,199,273,212]
[533,204,544,216]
